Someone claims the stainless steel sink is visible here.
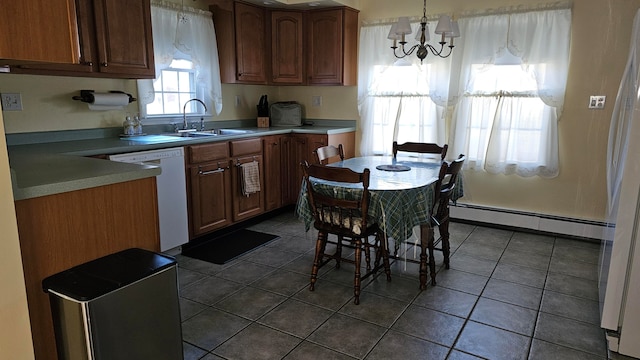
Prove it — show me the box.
[165,129,255,137]
[120,134,193,143]
[217,129,254,135]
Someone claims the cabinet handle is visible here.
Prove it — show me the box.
[198,164,228,175]
[102,62,108,67]
[82,61,93,66]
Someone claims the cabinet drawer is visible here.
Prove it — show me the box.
[230,138,262,157]
[188,142,229,164]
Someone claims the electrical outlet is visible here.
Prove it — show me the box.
[1,93,23,111]
[235,95,241,107]
[589,95,606,109]
[312,95,322,107]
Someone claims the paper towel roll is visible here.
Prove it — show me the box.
[87,93,130,110]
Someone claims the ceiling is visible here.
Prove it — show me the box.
[238,0,360,10]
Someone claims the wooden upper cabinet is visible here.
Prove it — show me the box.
[211,0,267,84]
[270,10,304,84]
[92,0,155,77]
[0,0,80,64]
[3,0,154,79]
[307,7,358,86]
[235,2,267,83]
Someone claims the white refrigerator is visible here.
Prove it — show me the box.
[601,8,640,358]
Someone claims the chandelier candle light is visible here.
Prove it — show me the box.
[389,0,460,63]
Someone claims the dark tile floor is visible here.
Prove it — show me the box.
[174,210,622,360]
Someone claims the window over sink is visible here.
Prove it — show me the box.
[137,0,222,119]
[144,59,203,116]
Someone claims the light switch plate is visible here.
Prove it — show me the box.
[1,93,23,111]
[589,95,606,109]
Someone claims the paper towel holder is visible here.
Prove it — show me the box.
[72,90,136,104]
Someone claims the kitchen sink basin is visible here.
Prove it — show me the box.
[120,134,193,143]
[122,129,257,142]
[217,129,254,135]
[164,129,255,137]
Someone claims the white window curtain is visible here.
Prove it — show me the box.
[357,21,452,156]
[137,0,223,115]
[449,8,571,177]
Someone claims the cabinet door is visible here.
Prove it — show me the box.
[307,8,358,85]
[232,155,265,221]
[307,134,329,156]
[263,135,283,211]
[280,135,295,205]
[271,10,304,84]
[188,161,233,236]
[234,2,267,83]
[288,134,328,205]
[93,0,155,77]
[6,0,154,78]
[0,0,80,63]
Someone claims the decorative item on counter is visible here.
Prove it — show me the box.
[123,115,135,136]
[257,95,269,127]
[72,90,136,111]
[133,113,143,135]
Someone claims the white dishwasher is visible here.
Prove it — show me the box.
[109,147,189,253]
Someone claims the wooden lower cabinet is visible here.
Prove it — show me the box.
[286,131,356,206]
[263,135,283,211]
[186,132,353,237]
[186,142,232,237]
[188,160,233,236]
[230,138,264,221]
[14,177,160,359]
[231,154,264,221]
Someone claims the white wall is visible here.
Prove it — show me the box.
[0,110,34,359]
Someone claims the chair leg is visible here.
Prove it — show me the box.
[335,235,343,269]
[310,231,328,291]
[353,238,362,305]
[379,233,392,281]
[418,224,429,290]
[427,226,436,286]
[364,239,372,271]
[419,223,437,289]
[439,216,451,269]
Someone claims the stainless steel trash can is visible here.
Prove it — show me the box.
[42,248,183,360]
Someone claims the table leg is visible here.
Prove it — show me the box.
[419,223,436,289]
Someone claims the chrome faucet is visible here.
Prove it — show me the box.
[181,98,207,131]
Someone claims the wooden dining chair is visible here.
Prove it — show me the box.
[392,141,448,160]
[399,154,464,287]
[313,144,345,165]
[301,160,391,304]
[431,154,465,269]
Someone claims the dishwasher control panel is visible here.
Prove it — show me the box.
[108,147,184,163]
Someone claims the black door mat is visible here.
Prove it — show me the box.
[182,229,279,265]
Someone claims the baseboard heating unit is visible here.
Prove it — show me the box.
[450,203,608,241]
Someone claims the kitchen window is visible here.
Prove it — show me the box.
[145,59,200,116]
[363,64,443,155]
[137,1,223,119]
[448,8,571,178]
[357,23,450,156]
[358,6,570,177]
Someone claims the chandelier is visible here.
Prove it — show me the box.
[388,0,460,63]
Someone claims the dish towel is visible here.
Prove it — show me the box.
[241,161,261,196]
